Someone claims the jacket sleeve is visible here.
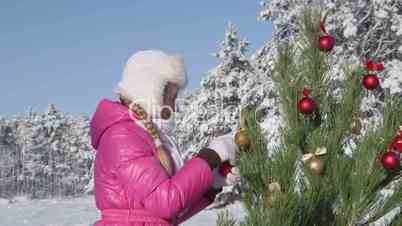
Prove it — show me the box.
[113,131,215,221]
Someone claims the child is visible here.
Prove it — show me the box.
[91,50,240,226]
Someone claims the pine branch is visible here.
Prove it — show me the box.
[236,6,402,226]
[216,210,238,226]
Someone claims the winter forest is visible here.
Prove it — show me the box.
[0,104,94,199]
[1,0,402,225]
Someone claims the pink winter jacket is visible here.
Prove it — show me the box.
[91,99,216,226]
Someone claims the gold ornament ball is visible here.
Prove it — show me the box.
[262,182,281,208]
[235,129,250,147]
[268,182,281,193]
[306,157,325,175]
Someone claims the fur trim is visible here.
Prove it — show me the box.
[114,50,187,116]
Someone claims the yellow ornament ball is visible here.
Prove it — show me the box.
[235,128,250,148]
[306,157,325,175]
[262,182,281,208]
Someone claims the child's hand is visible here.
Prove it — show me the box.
[212,165,241,189]
[207,133,239,166]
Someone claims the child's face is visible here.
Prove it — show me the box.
[161,82,179,119]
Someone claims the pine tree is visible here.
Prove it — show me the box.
[218,9,402,226]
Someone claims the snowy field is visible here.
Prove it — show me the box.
[0,195,245,226]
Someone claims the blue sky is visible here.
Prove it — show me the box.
[0,1,273,116]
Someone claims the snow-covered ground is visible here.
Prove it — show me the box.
[0,195,245,226]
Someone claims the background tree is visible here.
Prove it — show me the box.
[0,105,94,199]
[175,21,279,162]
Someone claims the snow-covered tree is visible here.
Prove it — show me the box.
[175,22,276,161]
[257,0,402,130]
[260,0,402,70]
[0,116,18,198]
[0,105,94,199]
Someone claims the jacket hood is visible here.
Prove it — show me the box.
[90,98,135,150]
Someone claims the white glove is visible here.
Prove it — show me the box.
[207,133,239,165]
[212,166,241,189]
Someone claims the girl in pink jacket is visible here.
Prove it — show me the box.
[91,50,240,226]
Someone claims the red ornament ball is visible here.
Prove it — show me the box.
[363,74,380,90]
[392,138,402,153]
[381,151,400,171]
[319,35,335,52]
[298,97,316,115]
[219,162,234,177]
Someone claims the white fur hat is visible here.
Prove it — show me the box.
[115,50,187,117]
